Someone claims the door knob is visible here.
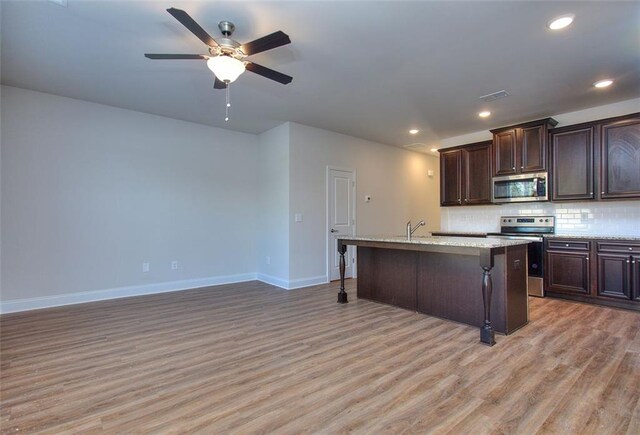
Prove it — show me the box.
[330,229,338,233]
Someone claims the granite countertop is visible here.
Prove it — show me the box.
[544,234,640,241]
[339,235,530,248]
[430,231,488,237]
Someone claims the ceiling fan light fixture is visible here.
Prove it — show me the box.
[207,56,246,83]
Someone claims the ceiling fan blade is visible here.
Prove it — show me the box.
[245,62,292,85]
[145,54,207,60]
[241,31,291,56]
[166,8,218,48]
[214,78,226,89]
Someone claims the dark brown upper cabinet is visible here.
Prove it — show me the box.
[550,125,595,201]
[439,141,492,206]
[600,115,640,199]
[491,118,557,177]
[440,148,462,206]
[548,112,640,203]
[462,142,492,205]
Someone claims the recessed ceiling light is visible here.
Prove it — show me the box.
[430,148,438,152]
[409,129,419,135]
[478,111,491,118]
[548,14,575,30]
[593,79,614,88]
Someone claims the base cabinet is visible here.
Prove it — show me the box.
[546,251,590,295]
[545,238,640,311]
[634,256,640,301]
[597,254,631,299]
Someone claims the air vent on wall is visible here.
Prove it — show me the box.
[479,90,509,102]
[404,143,427,150]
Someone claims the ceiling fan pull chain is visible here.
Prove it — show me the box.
[225,82,230,122]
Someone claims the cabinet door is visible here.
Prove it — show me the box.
[633,256,640,302]
[551,127,595,201]
[493,129,518,176]
[546,251,591,295]
[440,150,462,206]
[521,125,546,173]
[597,254,631,299]
[462,142,492,205]
[601,117,640,199]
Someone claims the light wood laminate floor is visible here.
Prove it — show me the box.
[1,279,639,434]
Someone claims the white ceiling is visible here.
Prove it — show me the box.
[2,1,639,149]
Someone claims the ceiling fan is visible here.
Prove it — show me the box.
[145,8,292,120]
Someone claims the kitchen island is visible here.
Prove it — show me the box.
[336,236,531,345]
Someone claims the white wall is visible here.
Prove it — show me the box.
[439,97,640,149]
[1,86,259,307]
[257,123,290,287]
[289,122,440,283]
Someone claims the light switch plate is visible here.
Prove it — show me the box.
[295,213,303,222]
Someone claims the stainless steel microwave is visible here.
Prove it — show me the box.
[492,172,548,203]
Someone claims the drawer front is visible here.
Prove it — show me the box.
[547,240,591,251]
[597,241,640,254]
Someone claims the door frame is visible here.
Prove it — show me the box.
[326,166,357,281]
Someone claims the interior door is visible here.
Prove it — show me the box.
[328,168,355,281]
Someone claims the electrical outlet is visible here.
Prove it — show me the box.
[171,261,178,270]
[142,262,150,273]
[266,256,271,265]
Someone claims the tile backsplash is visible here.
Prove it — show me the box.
[441,201,640,237]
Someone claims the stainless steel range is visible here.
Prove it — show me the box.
[487,216,555,297]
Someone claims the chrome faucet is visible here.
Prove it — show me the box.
[406,220,426,240]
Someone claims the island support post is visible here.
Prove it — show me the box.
[479,248,496,346]
[337,242,348,303]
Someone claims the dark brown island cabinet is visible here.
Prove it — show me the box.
[490,118,558,177]
[550,112,640,201]
[335,237,530,346]
[545,238,640,311]
[439,140,492,206]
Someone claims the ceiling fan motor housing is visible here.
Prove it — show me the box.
[218,21,235,37]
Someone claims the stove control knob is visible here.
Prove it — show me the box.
[545,219,549,222]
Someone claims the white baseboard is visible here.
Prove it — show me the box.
[0,273,257,314]
[256,274,328,290]
[1,273,332,314]
[256,273,290,289]
[288,275,328,289]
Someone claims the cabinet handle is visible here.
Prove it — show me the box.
[627,260,630,263]
[586,257,589,261]
[565,244,570,247]
[521,166,524,169]
[629,247,633,251]
[633,260,636,264]
[601,192,605,194]
[512,166,515,170]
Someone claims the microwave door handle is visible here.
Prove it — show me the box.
[533,178,538,197]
